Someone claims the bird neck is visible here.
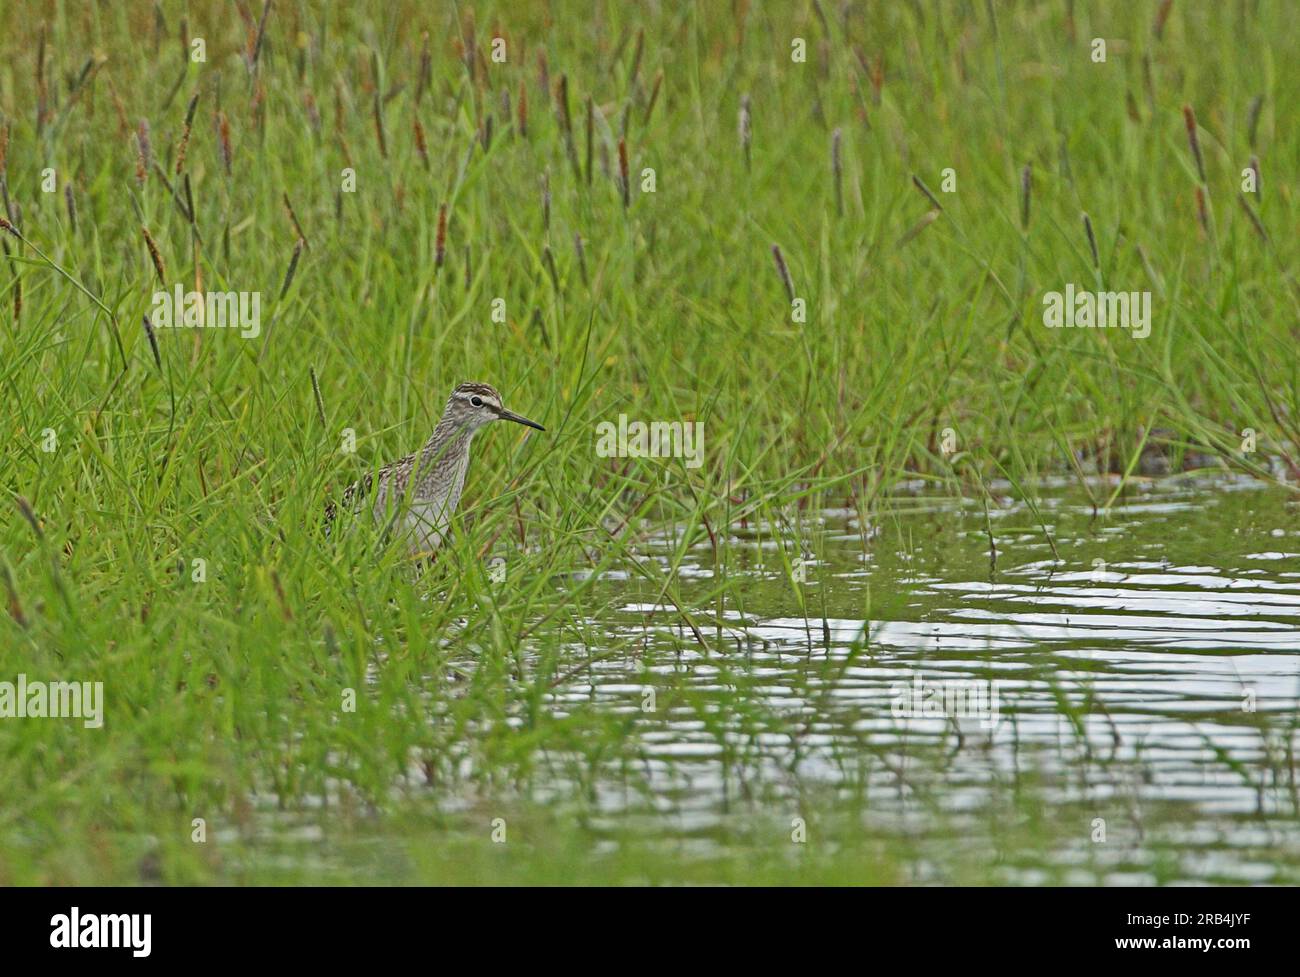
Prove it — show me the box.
[421,415,474,466]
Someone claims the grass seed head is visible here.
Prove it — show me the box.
[618,139,630,209]
[413,116,428,169]
[831,128,843,215]
[1019,163,1032,231]
[279,237,305,299]
[1082,211,1099,268]
[217,111,233,173]
[142,314,162,370]
[1183,105,1206,183]
[1153,0,1174,39]
[1246,95,1263,149]
[135,119,152,184]
[1195,185,1210,236]
[911,173,942,211]
[644,70,663,126]
[739,94,752,169]
[1237,193,1268,243]
[435,202,448,268]
[141,224,166,285]
[771,244,795,302]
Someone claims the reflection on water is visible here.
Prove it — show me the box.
[539,476,1300,883]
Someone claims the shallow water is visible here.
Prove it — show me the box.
[250,475,1299,883]
[535,475,1300,883]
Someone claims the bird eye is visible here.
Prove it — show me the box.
[470,396,483,407]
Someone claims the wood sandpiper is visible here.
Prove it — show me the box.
[327,381,545,554]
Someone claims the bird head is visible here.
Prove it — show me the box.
[444,381,546,434]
